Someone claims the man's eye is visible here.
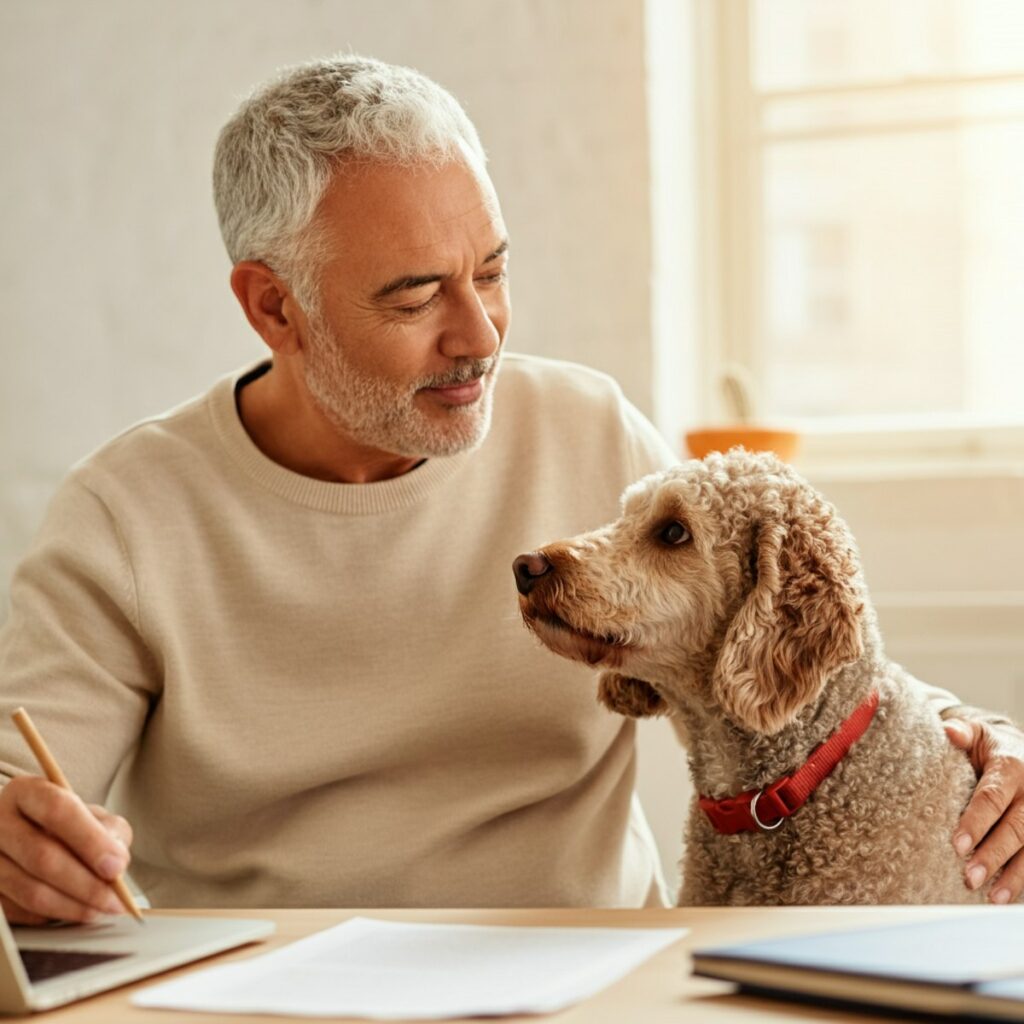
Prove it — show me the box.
[657,521,691,546]
[396,293,440,316]
[475,270,507,286]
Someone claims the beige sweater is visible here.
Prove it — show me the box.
[0,354,681,908]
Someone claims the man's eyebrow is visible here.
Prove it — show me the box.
[372,273,444,301]
[372,240,509,301]
[483,240,509,263]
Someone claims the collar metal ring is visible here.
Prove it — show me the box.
[750,790,785,831]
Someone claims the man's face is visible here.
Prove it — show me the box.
[299,154,510,459]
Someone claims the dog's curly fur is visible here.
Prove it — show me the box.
[517,449,984,905]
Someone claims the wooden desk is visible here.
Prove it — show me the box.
[36,905,992,1022]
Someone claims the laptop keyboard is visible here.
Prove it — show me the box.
[18,948,130,983]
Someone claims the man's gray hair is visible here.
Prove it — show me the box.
[213,54,486,308]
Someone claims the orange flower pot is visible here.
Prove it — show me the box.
[684,427,800,462]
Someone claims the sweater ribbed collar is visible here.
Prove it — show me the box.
[207,362,474,516]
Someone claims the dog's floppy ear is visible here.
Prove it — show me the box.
[597,672,668,718]
[711,507,865,735]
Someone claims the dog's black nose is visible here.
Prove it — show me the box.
[513,552,554,595]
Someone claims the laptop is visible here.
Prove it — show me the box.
[0,910,274,1014]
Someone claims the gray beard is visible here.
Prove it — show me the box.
[302,313,501,459]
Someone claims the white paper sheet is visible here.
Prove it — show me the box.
[132,916,687,1019]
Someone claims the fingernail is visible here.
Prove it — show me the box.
[946,721,971,742]
[953,832,972,857]
[103,894,124,915]
[992,888,1011,905]
[967,864,987,889]
[96,853,127,881]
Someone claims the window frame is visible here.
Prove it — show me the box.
[694,0,1024,470]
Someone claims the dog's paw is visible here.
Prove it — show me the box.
[597,672,668,718]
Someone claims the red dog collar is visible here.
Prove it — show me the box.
[698,690,880,834]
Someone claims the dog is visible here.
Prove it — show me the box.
[514,449,986,905]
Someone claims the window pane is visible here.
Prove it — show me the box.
[753,0,1024,92]
[761,121,1024,422]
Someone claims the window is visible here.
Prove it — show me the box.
[702,0,1024,457]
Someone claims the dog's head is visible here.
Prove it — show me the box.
[514,449,865,735]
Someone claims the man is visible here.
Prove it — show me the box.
[0,55,1021,923]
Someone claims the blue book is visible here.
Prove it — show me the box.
[692,911,1024,1020]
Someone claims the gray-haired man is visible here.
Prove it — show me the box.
[1,55,1022,922]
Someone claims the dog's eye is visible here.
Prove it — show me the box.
[658,521,691,546]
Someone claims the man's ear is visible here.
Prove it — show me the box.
[597,672,668,718]
[229,261,306,355]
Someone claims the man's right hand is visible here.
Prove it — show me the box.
[0,776,134,924]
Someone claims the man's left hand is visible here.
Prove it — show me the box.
[945,716,1024,904]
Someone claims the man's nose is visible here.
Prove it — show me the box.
[439,289,503,361]
[513,552,553,595]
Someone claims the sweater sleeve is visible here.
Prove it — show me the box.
[618,394,681,481]
[912,678,962,717]
[888,671,1016,725]
[912,677,1016,727]
[0,476,159,802]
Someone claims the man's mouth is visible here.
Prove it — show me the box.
[423,377,484,405]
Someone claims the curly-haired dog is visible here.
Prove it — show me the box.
[513,449,986,905]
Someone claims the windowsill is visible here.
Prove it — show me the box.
[799,455,1024,483]
[792,421,1024,482]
